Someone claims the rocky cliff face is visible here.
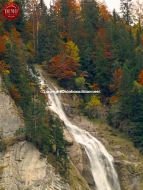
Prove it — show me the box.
[0,76,91,190]
[0,76,69,190]
[0,77,24,140]
[3,69,143,190]
[65,132,95,190]
[0,141,70,190]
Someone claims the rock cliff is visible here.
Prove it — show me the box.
[0,141,70,190]
[0,76,91,190]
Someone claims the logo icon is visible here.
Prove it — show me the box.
[2,2,20,20]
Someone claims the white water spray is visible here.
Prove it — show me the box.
[37,72,121,190]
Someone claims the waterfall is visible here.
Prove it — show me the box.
[36,72,121,190]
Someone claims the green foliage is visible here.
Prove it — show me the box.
[75,77,85,88]
[130,122,143,152]
[34,0,143,152]
[109,71,143,151]
[2,0,143,159]
[0,141,6,152]
[86,96,101,108]
[83,96,102,119]
[3,40,67,166]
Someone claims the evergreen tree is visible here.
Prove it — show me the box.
[79,0,100,85]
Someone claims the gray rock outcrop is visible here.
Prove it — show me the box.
[0,77,24,139]
[0,141,70,190]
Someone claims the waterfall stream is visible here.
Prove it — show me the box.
[36,71,121,190]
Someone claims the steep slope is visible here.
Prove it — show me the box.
[36,66,122,190]
[0,141,70,190]
[0,76,91,190]
[37,67,143,190]
[0,77,24,140]
[62,97,143,190]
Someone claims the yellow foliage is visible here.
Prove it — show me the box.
[65,41,80,62]
[0,61,10,75]
[26,41,34,54]
[3,70,10,75]
[11,27,21,45]
[133,81,143,93]
[25,21,33,34]
[87,96,101,108]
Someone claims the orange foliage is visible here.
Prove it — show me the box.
[91,83,100,90]
[104,44,112,59]
[0,34,9,53]
[97,28,112,59]
[11,27,21,45]
[0,16,4,23]
[49,40,80,80]
[60,32,70,41]
[67,0,80,10]
[53,0,61,14]
[99,4,111,21]
[9,86,21,102]
[97,28,106,41]
[54,0,80,14]
[49,54,78,80]
[0,36,6,53]
[0,28,22,50]
[109,95,119,104]
[114,68,123,80]
[110,68,123,91]
[138,70,143,85]
[141,36,143,46]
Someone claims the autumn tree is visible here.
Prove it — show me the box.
[138,70,143,85]
[0,34,8,54]
[110,68,123,93]
[84,95,102,119]
[48,40,79,80]
[0,60,9,75]
[99,3,111,22]
[58,0,80,36]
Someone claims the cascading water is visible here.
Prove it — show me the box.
[35,71,121,190]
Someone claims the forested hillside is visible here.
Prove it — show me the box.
[1,0,143,157]
[0,0,68,172]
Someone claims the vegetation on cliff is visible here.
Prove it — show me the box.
[34,0,143,152]
[0,0,67,169]
[1,0,143,161]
